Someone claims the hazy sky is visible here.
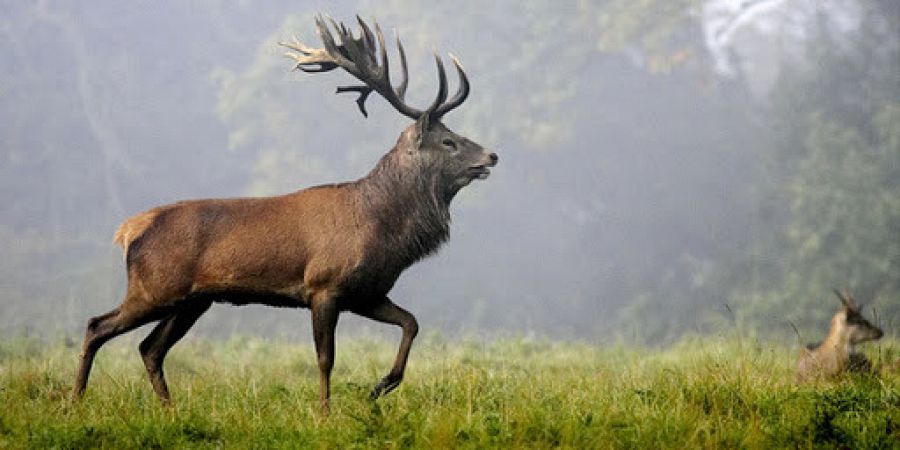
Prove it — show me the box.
[1,0,893,343]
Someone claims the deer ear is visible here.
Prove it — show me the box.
[833,288,857,310]
[412,115,431,151]
[833,288,847,308]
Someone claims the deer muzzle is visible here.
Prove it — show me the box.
[470,152,498,180]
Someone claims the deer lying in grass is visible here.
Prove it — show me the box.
[73,15,498,410]
[796,289,883,382]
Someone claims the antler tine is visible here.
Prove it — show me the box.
[337,17,423,119]
[335,85,373,117]
[356,16,378,65]
[317,16,343,61]
[335,17,349,41]
[425,53,449,114]
[341,25,370,76]
[280,36,312,54]
[433,53,470,118]
[325,16,353,60]
[337,19,393,119]
[280,33,337,73]
[279,15,346,73]
[334,20,377,117]
[394,33,409,100]
[374,22,390,83]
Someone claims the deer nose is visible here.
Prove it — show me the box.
[488,152,499,165]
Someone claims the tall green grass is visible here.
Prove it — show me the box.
[0,334,897,449]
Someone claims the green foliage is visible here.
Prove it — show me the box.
[578,0,701,73]
[1,336,898,448]
[778,109,899,322]
[213,12,348,197]
[727,1,900,335]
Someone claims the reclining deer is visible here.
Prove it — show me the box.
[796,289,883,382]
[73,15,498,410]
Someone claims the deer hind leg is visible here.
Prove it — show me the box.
[311,296,339,412]
[73,298,166,399]
[139,299,211,404]
[352,298,419,400]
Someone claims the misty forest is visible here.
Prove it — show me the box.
[3,0,896,344]
[2,1,900,448]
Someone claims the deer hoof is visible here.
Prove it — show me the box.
[369,376,402,400]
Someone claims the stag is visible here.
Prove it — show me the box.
[73,15,498,409]
[796,289,883,382]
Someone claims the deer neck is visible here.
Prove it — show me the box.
[819,320,852,370]
[357,150,451,266]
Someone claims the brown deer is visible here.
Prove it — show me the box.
[796,289,883,382]
[73,15,498,409]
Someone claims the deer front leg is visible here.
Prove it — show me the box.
[352,298,419,399]
[311,297,339,412]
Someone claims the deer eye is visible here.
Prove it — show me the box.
[441,138,457,151]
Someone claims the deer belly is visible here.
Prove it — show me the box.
[190,254,310,305]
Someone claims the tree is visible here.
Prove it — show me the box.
[728,1,900,336]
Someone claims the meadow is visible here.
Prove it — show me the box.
[0,334,897,449]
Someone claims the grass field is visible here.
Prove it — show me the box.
[0,334,898,449]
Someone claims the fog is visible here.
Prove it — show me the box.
[2,0,897,344]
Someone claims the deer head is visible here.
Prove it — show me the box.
[280,15,497,201]
[833,289,884,345]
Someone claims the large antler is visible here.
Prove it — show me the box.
[280,15,469,120]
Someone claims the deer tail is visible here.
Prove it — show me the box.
[113,209,161,259]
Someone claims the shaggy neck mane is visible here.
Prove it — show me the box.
[356,147,451,268]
